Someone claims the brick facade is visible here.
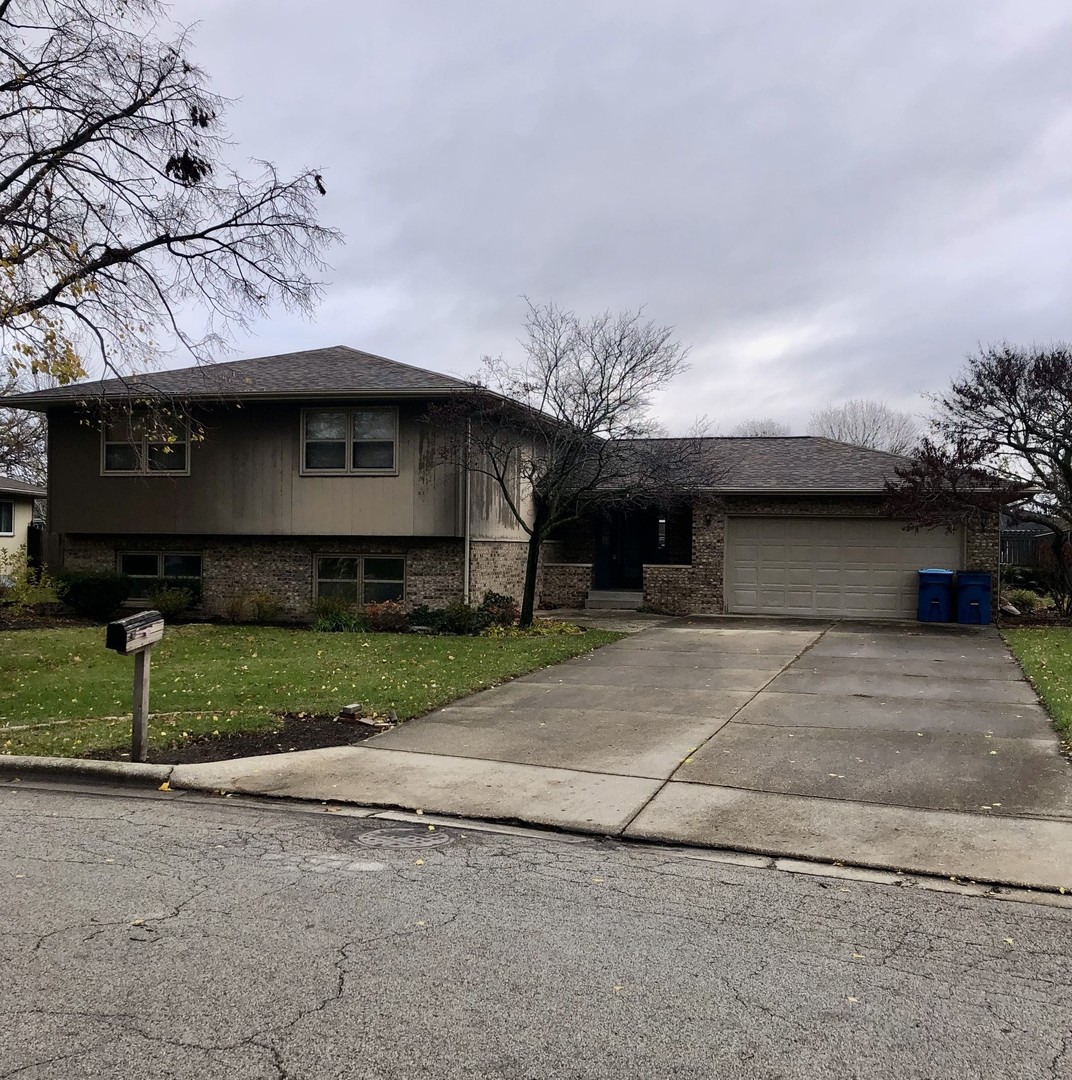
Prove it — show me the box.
[63,534,464,620]
[468,539,529,603]
[539,563,592,608]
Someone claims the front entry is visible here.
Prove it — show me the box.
[592,507,691,590]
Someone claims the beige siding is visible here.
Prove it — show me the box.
[48,402,463,537]
[0,495,35,561]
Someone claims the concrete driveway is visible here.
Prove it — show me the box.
[171,618,1072,890]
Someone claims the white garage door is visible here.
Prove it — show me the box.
[725,517,963,618]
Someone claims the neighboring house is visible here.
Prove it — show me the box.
[999,514,1054,567]
[1,346,1000,620]
[0,476,46,564]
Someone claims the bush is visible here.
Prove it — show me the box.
[1003,587,1047,614]
[248,590,284,623]
[363,599,408,632]
[0,546,53,611]
[482,618,585,639]
[56,570,131,620]
[146,585,196,620]
[478,590,519,627]
[313,597,368,632]
[437,600,491,636]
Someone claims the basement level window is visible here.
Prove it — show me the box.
[302,407,398,474]
[119,552,203,600]
[315,555,405,605]
[102,413,189,475]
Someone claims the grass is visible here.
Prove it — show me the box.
[1002,627,1072,747]
[0,623,624,758]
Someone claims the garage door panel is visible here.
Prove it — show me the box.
[726,517,963,619]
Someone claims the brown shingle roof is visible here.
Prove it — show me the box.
[0,345,468,409]
[0,475,46,497]
[644,436,908,493]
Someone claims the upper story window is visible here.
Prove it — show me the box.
[302,407,398,474]
[0,500,12,536]
[102,413,189,475]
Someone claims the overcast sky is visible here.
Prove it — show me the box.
[180,0,1072,434]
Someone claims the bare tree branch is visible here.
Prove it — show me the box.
[728,417,791,437]
[0,0,341,384]
[807,399,920,455]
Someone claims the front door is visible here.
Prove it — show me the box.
[593,509,647,590]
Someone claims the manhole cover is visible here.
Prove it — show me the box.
[357,825,453,849]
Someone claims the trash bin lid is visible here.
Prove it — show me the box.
[918,568,954,577]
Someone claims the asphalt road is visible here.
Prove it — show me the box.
[1,784,1070,1080]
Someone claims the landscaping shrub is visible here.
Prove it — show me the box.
[0,546,53,611]
[1003,587,1047,614]
[405,603,441,631]
[146,585,196,620]
[363,599,408,632]
[437,600,491,635]
[313,597,368,632]
[248,590,284,623]
[56,570,131,620]
[478,590,520,627]
[483,618,585,639]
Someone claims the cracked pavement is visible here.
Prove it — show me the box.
[2,785,1071,1078]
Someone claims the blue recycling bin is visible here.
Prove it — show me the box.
[956,572,992,625]
[918,569,954,622]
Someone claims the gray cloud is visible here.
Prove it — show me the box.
[180,0,1072,433]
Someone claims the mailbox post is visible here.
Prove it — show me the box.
[105,610,165,762]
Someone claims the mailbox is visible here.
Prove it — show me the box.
[106,610,165,655]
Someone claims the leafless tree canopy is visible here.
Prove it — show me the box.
[0,371,45,481]
[0,0,341,383]
[431,299,706,624]
[807,399,919,455]
[727,417,791,437]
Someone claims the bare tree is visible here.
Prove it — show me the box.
[807,399,919,455]
[728,418,791,437]
[0,0,340,385]
[431,300,709,626]
[0,372,46,482]
[884,344,1070,611]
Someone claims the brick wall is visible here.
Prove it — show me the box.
[965,512,1000,579]
[468,539,529,603]
[63,534,464,620]
[539,563,592,608]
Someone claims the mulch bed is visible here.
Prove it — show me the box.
[84,713,385,766]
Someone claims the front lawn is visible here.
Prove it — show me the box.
[0,623,624,758]
[1003,627,1072,746]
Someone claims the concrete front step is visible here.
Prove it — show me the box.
[585,589,644,610]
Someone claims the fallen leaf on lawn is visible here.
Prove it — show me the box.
[1003,938,1014,945]
[414,859,424,866]
[847,997,858,1004]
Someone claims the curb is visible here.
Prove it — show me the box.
[0,755,174,786]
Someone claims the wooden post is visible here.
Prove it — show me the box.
[131,645,152,763]
[106,610,164,763]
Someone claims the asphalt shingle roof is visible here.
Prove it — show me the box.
[0,346,468,408]
[0,475,46,497]
[646,436,909,493]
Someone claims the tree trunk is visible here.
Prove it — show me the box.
[519,528,542,628]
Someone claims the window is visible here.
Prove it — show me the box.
[315,555,405,605]
[0,500,12,536]
[119,552,203,599]
[102,413,189,475]
[302,407,397,474]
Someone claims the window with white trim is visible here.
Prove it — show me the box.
[119,552,203,599]
[315,555,405,605]
[0,500,12,535]
[302,407,398,473]
[102,413,189,474]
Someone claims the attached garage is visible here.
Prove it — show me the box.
[725,516,964,618]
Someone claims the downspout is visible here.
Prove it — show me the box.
[462,418,472,605]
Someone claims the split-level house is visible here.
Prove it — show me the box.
[0,476,45,564]
[2,346,999,619]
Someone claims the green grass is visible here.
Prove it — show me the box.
[0,623,624,758]
[1002,627,1072,746]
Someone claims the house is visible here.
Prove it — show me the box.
[0,476,46,565]
[1,346,998,620]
